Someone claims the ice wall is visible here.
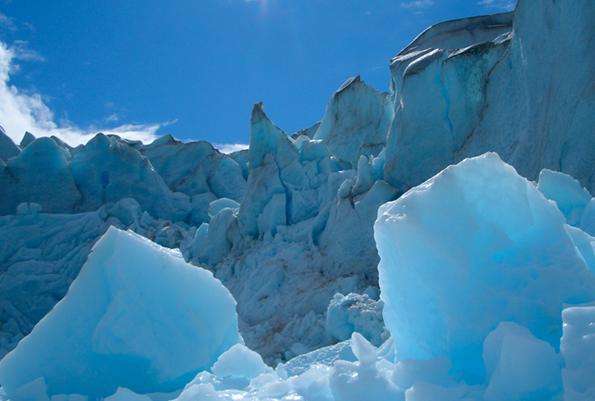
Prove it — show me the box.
[384,0,594,193]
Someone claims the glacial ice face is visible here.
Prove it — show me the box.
[141,136,246,204]
[0,127,20,162]
[239,102,344,240]
[0,210,109,359]
[238,103,297,238]
[315,76,392,167]
[188,209,239,266]
[229,149,249,180]
[384,0,595,193]
[18,132,35,149]
[0,227,240,399]
[317,178,397,279]
[384,12,513,192]
[374,153,595,382]
[71,134,190,221]
[0,138,80,215]
[0,133,204,221]
[190,103,396,362]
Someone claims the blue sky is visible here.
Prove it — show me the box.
[0,0,514,150]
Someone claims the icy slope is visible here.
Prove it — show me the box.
[0,227,240,400]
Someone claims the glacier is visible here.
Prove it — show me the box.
[1,156,593,401]
[0,0,594,399]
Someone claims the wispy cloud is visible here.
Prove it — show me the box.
[214,143,249,154]
[104,112,120,123]
[9,40,45,62]
[0,12,16,32]
[477,0,516,11]
[0,40,170,146]
[401,0,435,11]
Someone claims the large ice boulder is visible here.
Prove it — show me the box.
[374,153,595,382]
[211,343,273,389]
[0,227,241,400]
[325,292,387,346]
[561,305,595,401]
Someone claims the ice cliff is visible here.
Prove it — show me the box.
[384,1,594,192]
[0,0,593,398]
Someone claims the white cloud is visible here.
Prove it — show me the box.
[401,0,435,10]
[0,12,16,32]
[477,0,516,11]
[0,40,169,146]
[10,40,45,62]
[104,112,120,123]
[214,143,249,154]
